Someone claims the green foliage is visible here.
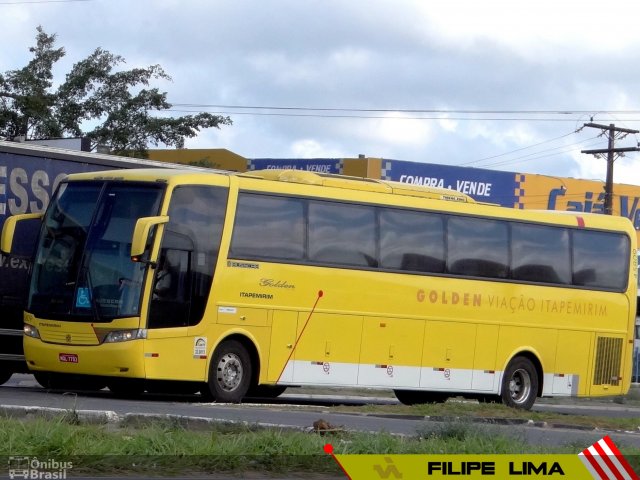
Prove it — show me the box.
[2,415,640,475]
[0,26,231,156]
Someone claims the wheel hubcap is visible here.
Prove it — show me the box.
[509,368,531,404]
[217,353,243,392]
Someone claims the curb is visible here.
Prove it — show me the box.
[0,405,312,434]
[0,405,119,424]
[0,404,635,436]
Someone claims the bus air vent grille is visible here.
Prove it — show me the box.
[593,336,623,386]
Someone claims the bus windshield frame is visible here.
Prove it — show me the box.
[27,181,165,322]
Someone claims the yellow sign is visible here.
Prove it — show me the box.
[325,435,639,479]
[516,173,640,234]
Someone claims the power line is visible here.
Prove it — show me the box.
[166,103,640,169]
[475,136,603,169]
[581,123,640,214]
[171,103,640,116]
[480,140,603,169]
[459,130,579,167]
[166,106,640,167]
[166,109,640,122]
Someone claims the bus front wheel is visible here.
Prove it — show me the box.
[501,357,539,410]
[204,340,252,403]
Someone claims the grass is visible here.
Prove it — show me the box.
[253,390,640,432]
[1,414,639,476]
[4,383,640,475]
[344,400,640,431]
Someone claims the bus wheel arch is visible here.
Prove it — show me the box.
[203,334,259,403]
[500,352,542,410]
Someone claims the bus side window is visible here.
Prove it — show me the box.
[148,247,191,329]
[308,201,376,267]
[572,230,629,290]
[447,216,509,279]
[379,209,445,273]
[230,194,304,260]
[511,223,570,284]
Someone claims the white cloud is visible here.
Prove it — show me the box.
[370,115,434,146]
[1,0,640,184]
[415,0,640,59]
[289,139,344,158]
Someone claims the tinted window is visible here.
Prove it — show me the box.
[308,201,377,267]
[573,230,629,290]
[229,192,631,293]
[28,182,164,320]
[149,186,228,328]
[230,194,305,260]
[447,217,508,278]
[511,224,571,284]
[380,209,445,272]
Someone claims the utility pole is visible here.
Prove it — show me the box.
[581,123,640,215]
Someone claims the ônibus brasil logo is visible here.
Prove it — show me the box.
[7,457,72,479]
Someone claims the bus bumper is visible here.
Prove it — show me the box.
[23,336,146,378]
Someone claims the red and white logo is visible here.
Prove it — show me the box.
[579,435,638,479]
[58,353,78,363]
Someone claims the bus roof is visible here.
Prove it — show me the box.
[240,169,475,203]
[65,168,473,202]
[63,167,637,235]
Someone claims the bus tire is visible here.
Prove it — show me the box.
[0,369,12,386]
[205,340,252,403]
[500,356,538,410]
[394,389,448,405]
[34,372,52,389]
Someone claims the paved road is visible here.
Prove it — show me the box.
[1,374,640,450]
[2,375,640,479]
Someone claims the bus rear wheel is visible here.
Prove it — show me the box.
[203,340,252,403]
[501,356,539,410]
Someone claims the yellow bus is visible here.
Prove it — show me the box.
[1,168,637,409]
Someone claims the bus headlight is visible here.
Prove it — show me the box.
[23,323,40,339]
[103,329,147,343]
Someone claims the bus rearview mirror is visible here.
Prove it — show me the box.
[130,215,169,261]
[1,213,43,255]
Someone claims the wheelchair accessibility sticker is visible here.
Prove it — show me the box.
[75,287,91,308]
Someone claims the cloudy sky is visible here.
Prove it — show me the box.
[2,0,640,184]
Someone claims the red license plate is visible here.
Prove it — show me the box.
[59,353,78,363]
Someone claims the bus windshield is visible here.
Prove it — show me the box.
[27,182,164,321]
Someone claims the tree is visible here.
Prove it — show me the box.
[0,27,231,156]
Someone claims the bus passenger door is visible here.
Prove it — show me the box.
[144,246,199,380]
[143,185,229,382]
